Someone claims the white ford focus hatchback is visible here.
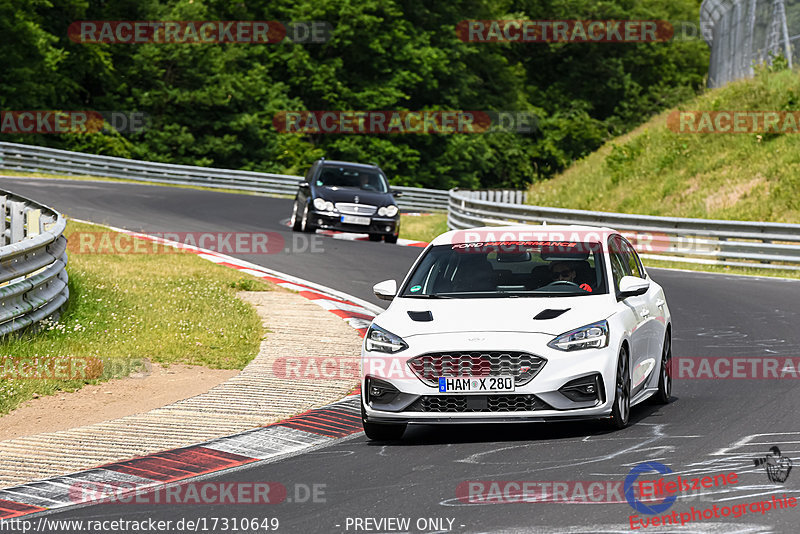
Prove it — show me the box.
[361,225,672,441]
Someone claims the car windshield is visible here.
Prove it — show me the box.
[400,242,607,298]
[316,166,389,192]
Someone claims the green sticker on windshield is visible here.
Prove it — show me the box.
[410,285,421,292]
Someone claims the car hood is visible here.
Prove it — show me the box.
[315,186,394,206]
[375,295,614,338]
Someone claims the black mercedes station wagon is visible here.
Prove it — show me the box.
[290,159,402,243]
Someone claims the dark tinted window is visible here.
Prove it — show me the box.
[316,166,388,192]
[304,163,316,181]
[400,243,607,298]
[618,237,644,279]
[608,237,629,290]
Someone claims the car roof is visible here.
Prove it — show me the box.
[318,160,381,170]
[429,224,619,246]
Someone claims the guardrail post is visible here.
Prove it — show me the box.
[0,195,6,246]
[9,201,25,244]
[761,238,772,264]
[717,235,727,264]
[26,209,41,238]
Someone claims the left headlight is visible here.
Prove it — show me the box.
[365,324,408,353]
[547,320,609,351]
[377,205,399,217]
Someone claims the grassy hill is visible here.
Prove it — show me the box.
[527,68,800,223]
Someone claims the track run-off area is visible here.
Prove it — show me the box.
[1,176,799,533]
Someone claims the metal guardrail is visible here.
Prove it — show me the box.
[0,142,449,212]
[448,189,800,270]
[0,189,69,335]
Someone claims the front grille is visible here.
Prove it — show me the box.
[336,203,377,216]
[408,352,546,387]
[417,396,467,412]
[407,394,551,413]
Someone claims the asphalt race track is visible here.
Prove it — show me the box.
[3,176,800,533]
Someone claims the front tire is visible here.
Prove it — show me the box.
[653,331,672,404]
[300,202,316,233]
[385,234,399,244]
[290,201,302,231]
[362,403,406,441]
[608,346,631,429]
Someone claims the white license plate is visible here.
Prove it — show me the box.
[341,215,371,225]
[438,376,515,394]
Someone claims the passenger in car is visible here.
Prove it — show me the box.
[451,255,497,292]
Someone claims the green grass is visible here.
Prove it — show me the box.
[528,68,800,222]
[0,220,273,415]
[399,213,447,242]
[524,67,800,279]
[643,258,800,280]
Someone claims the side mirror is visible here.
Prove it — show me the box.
[391,190,403,197]
[373,279,398,301]
[618,276,650,300]
[298,181,309,188]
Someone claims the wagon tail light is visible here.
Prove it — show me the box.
[547,320,609,351]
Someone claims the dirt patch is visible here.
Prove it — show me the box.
[705,175,765,211]
[0,363,238,441]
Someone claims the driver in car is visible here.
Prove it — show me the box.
[549,261,593,292]
[550,261,576,282]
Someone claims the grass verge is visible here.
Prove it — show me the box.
[527,68,800,222]
[523,68,800,279]
[399,213,447,242]
[0,220,274,415]
[643,257,800,280]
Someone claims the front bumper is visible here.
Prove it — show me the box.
[310,210,399,235]
[361,332,617,424]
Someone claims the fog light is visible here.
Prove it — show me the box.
[385,226,392,232]
[559,374,604,403]
[366,377,400,404]
[317,219,323,225]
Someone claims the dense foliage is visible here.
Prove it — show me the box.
[0,0,708,189]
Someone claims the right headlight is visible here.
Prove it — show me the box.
[313,198,334,211]
[378,205,399,217]
[547,320,609,351]
[365,324,408,353]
